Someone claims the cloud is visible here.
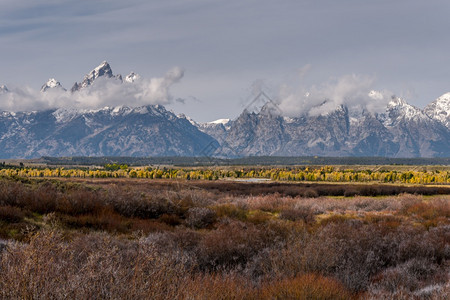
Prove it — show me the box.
[277,73,392,117]
[0,67,184,112]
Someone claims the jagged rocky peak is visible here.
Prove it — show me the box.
[41,78,66,92]
[424,92,450,128]
[386,95,425,121]
[71,61,122,92]
[125,72,140,83]
[259,101,282,116]
[89,61,113,79]
[244,91,279,114]
[0,85,8,93]
[387,95,407,107]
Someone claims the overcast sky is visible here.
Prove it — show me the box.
[1,0,450,122]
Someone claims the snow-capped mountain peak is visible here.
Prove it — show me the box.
[387,95,407,107]
[94,61,110,72]
[125,72,140,83]
[71,61,122,92]
[386,95,427,121]
[84,61,113,83]
[424,92,450,129]
[41,78,65,92]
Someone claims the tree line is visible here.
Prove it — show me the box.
[0,166,449,184]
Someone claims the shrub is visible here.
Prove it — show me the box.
[0,206,24,223]
[369,258,442,295]
[158,213,181,226]
[302,221,399,292]
[280,207,315,224]
[108,191,175,219]
[0,239,7,253]
[55,189,104,216]
[246,194,287,212]
[195,221,269,270]
[212,203,247,221]
[260,273,353,299]
[344,188,359,197]
[58,208,129,233]
[303,188,319,198]
[129,219,173,234]
[247,210,273,224]
[184,273,256,299]
[185,207,216,229]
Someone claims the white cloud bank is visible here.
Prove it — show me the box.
[277,74,393,117]
[0,67,184,112]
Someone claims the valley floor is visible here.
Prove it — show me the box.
[0,176,448,299]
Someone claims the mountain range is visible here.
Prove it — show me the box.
[0,62,449,158]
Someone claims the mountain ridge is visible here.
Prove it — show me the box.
[0,61,449,158]
[197,94,450,158]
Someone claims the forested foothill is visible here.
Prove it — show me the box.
[34,155,450,167]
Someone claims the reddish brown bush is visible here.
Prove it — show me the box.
[303,188,319,198]
[182,273,257,299]
[158,213,181,226]
[195,221,270,270]
[129,219,173,234]
[0,206,24,223]
[280,207,316,224]
[185,207,216,229]
[260,273,353,299]
[59,208,129,233]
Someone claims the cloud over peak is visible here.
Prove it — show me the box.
[277,74,392,117]
[0,62,184,112]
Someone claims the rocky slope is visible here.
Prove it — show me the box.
[0,105,215,158]
[198,95,450,158]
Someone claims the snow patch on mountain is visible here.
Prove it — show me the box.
[209,118,230,125]
[52,108,80,123]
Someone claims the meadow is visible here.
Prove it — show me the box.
[0,170,448,299]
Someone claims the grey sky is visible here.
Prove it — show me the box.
[1,0,450,122]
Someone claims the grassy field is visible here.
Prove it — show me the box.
[0,174,448,299]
